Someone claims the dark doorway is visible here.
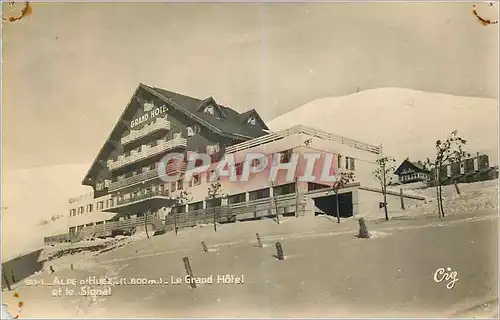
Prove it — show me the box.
[313,192,353,218]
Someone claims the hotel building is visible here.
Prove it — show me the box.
[44,83,426,244]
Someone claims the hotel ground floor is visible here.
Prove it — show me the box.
[44,181,426,245]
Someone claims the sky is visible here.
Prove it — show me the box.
[2,2,498,171]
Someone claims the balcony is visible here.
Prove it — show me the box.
[121,118,171,146]
[109,169,159,192]
[108,160,187,192]
[108,136,187,171]
[116,189,170,206]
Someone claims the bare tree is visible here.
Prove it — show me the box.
[206,177,226,232]
[270,181,280,224]
[170,189,191,235]
[330,172,356,223]
[372,156,396,221]
[425,130,467,218]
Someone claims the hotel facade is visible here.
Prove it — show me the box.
[44,84,426,245]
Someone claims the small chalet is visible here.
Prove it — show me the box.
[394,159,430,184]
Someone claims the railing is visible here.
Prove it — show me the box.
[109,169,160,192]
[108,136,187,171]
[116,189,171,206]
[225,125,382,155]
[165,194,300,230]
[109,158,187,192]
[121,118,171,145]
[44,233,71,245]
[46,194,304,244]
[61,215,164,241]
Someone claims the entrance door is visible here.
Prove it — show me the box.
[313,192,353,218]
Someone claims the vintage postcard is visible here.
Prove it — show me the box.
[1,1,498,318]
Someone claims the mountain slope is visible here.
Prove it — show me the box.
[268,88,498,165]
[2,164,92,260]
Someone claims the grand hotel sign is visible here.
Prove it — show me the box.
[130,102,168,129]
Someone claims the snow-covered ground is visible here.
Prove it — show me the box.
[2,180,497,318]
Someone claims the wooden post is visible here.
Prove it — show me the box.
[2,269,11,291]
[358,218,370,239]
[275,242,284,261]
[453,180,461,196]
[400,188,405,210]
[182,257,196,289]
[256,233,262,248]
[70,264,74,271]
[201,242,208,253]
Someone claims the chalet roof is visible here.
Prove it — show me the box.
[82,83,269,185]
[394,159,430,175]
[148,86,269,136]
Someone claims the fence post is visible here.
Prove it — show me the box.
[2,268,11,291]
[400,188,405,210]
[275,242,284,261]
[357,218,370,239]
[256,233,262,248]
[182,257,196,289]
[11,270,15,284]
[201,242,208,253]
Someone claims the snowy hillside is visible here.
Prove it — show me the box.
[268,88,498,165]
[2,164,92,260]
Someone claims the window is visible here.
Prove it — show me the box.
[171,182,177,192]
[249,188,270,201]
[228,193,246,204]
[460,162,465,175]
[204,105,215,115]
[273,183,296,196]
[210,152,220,163]
[79,206,84,214]
[247,117,256,125]
[279,150,292,163]
[235,163,244,176]
[96,181,104,191]
[344,157,356,171]
[177,180,183,190]
[338,155,342,169]
[349,157,356,171]
[207,170,217,183]
[473,158,479,171]
[192,173,201,186]
[188,201,203,212]
[99,201,104,210]
[173,205,186,214]
[187,126,195,137]
[251,158,260,168]
[206,144,220,155]
[206,198,222,208]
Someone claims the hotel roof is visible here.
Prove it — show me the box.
[82,83,269,186]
